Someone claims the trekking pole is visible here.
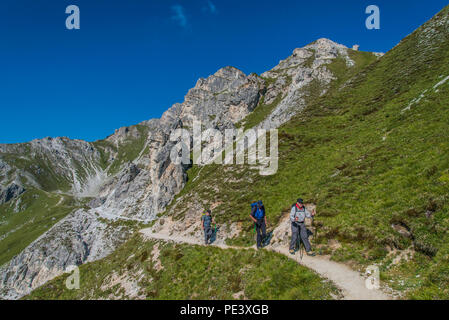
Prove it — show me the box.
[312,216,316,243]
[295,228,304,260]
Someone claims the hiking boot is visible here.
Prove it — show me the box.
[289,249,295,255]
[306,251,316,257]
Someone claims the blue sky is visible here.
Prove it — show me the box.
[0,0,447,143]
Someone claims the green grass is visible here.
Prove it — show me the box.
[1,152,73,192]
[326,50,379,93]
[162,5,449,297]
[25,234,339,300]
[0,189,79,266]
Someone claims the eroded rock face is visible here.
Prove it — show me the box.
[257,38,356,129]
[159,66,265,130]
[0,209,133,299]
[0,137,104,196]
[89,66,264,221]
[0,160,11,185]
[0,182,25,205]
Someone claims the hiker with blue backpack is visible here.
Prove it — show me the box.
[250,201,268,249]
[289,198,316,256]
[201,210,215,245]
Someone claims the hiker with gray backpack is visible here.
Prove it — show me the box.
[289,198,316,256]
[250,201,268,249]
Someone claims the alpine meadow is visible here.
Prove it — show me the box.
[1,3,449,301]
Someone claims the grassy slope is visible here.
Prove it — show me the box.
[25,234,339,300]
[1,150,73,193]
[164,50,380,240]
[0,189,80,265]
[164,6,449,298]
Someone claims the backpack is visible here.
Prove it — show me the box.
[251,202,265,220]
[292,203,306,223]
[202,214,212,227]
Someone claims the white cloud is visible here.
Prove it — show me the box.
[171,4,187,28]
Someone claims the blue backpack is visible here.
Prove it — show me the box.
[251,201,265,220]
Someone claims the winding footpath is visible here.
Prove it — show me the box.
[140,228,392,300]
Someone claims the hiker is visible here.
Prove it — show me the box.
[250,201,268,249]
[201,210,214,245]
[289,198,316,256]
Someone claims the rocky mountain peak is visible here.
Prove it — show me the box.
[157,67,264,131]
[190,66,255,96]
[306,37,348,49]
[265,38,354,78]
[254,38,369,129]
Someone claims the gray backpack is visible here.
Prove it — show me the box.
[292,204,306,223]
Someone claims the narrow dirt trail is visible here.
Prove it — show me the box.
[140,228,391,300]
